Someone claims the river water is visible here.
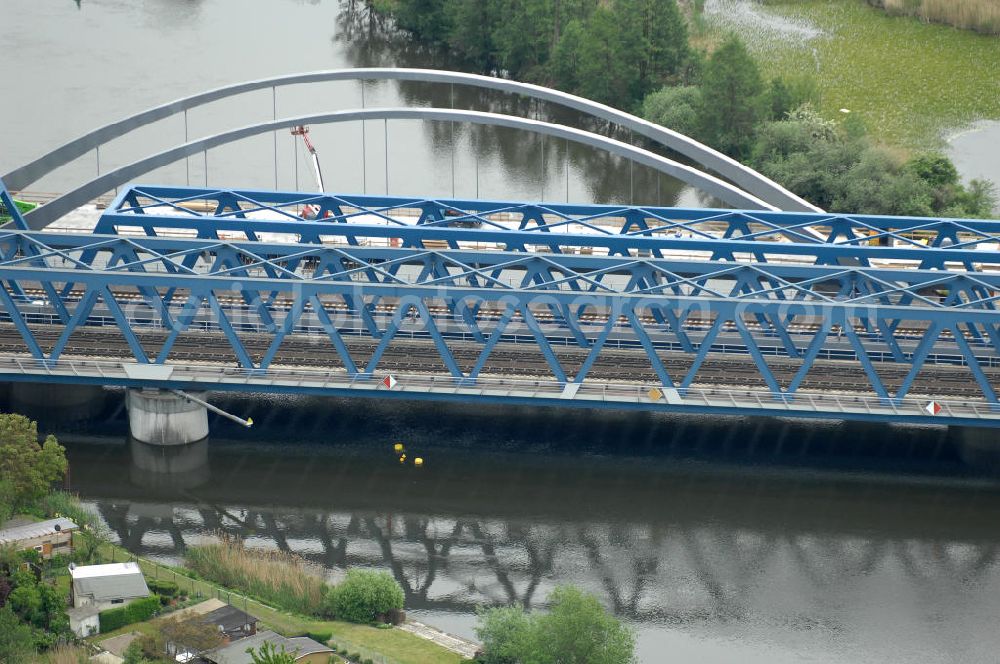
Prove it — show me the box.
[0,0,701,208]
[33,391,1000,664]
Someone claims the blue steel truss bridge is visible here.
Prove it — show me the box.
[2,182,1000,428]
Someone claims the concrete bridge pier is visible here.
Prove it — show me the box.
[126,388,209,446]
[9,382,106,422]
[951,426,1000,472]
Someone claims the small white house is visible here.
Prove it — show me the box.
[69,561,150,610]
[67,562,151,637]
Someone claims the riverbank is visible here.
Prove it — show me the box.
[704,0,1000,150]
[86,536,466,664]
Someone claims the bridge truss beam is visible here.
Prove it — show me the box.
[101,186,1000,271]
[0,229,997,421]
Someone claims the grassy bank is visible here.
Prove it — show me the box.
[714,0,1000,149]
[86,537,462,664]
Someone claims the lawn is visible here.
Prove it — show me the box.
[85,537,462,664]
[710,0,1000,150]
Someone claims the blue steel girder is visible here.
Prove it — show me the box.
[98,185,1000,270]
[5,232,1000,316]
[0,230,997,406]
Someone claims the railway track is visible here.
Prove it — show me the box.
[12,287,966,341]
[0,323,991,400]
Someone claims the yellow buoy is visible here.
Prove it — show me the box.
[399,454,407,463]
[414,457,424,467]
[393,443,404,453]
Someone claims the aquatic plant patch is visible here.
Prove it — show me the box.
[713,0,1000,149]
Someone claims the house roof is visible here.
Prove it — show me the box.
[286,637,335,656]
[202,630,332,664]
[70,562,149,601]
[199,604,258,631]
[0,517,78,545]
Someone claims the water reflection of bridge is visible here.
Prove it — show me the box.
[81,468,1000,623]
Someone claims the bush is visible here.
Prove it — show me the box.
[349,653,361,662]
[364,659,374,664]
[98,595,160,632]
[339,648,349,656]
[641,85,703,140]
[476,586,636,664]
[148,579,178,597]
[324,570,404,624]
[304,630,332,644]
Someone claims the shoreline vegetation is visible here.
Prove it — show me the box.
[361,0,997,216]
[863,0,1000,35]
[745,0,1000,151]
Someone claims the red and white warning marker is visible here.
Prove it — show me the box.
[924,401,942,416]
[382,374,398,390]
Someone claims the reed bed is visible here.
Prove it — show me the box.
[184,534,327,616]
[872,0,1000,34]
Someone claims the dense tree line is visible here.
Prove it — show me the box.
[374,0,692,108]
[367,0,996,217]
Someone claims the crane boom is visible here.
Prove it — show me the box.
[291,125,325,192]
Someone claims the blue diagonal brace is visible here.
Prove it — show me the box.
[787,318,833,393]
[950,323,998,403]
[0,285,43,359]
[308,295,358,374]
[260,296,307,369]
[520,303,567,383]
[50,289,100,361]
[626,308,674,388]
[895,322,943,400]
[469,304,516,379]
[100,286,150,363]
[208,292,256,369]
[843,321,889,400]
[572,304,620,383]
[734,317,782,395]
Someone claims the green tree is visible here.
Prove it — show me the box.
[476,605,534,664]
[699,35,766,158]
[122,641,153,664]
[617,0,688,100]
[445,0,500,71]
[550,18,586,93]
[247,641,297,664]
[767,75,821,120]
[0,414,67,508]
[575,7,629,106]
[831,149,934,217]
[955,179,998,217]
[392,0,451,43]
[0,606,36,663]
[475,586,636,664]
[492,0,555,79]
[534,586,636,664]
[7,583,42,627]
[160,615,223,656]
[324,569,405,623]
[641,85,703,139]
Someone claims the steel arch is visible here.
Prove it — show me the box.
[1,68,818,212]
[21,108,774,229]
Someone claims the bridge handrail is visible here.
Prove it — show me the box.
[2,356,994,422]
[0,68,819,213]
